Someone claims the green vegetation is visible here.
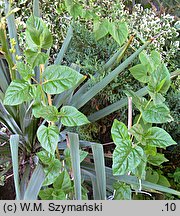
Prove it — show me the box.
[0,0,179,200]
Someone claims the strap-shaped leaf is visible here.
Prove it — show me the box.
[59,106,89,126]
[4,80,33,106]
[42,65,84,94]
[23,163,45,200]
[144,127,177,148]
[113,140,144,175]
[111,119,130,145]
[37,125,59,154]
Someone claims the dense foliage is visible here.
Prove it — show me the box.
[0,0,179,200]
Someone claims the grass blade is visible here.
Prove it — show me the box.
[71,41,151,109]
[88,70,176,122]
[81,169,100,200]
[23,164,45,200]
[4,0,21,57]
[20,164,31,199]
[81,161,180,197]
[88,86,148,122]
[10,134,21,200]
[0,100,22,134]
[71,45,126,104]
[54,25,73,65]
[0,61,9,92]
[33,0,40,17]
[68,132,82,200]
[91,144,106,200]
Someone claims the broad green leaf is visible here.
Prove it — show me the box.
[64,148,88,168]
[129,64,149,83]
[139,51,155,72]
[142,103,173,123]
[59,106,89,126]
[36,150,55,165]
[43,159,61,186]
[139,50,161,72]
[113,182,131,200]
[173,169,180,183]
[65,0,83,19]
[32,87,48,118]
[25,50,48,69]
[133,115,152,132]
[4,80,33,106]
[94,19,109,41]
[146,168,159,184]
[148,64,171,94]
[81,186,89,200]
[129,124,144,143]
[39,188,54,200]
[16,61,33,80]
[132,155,147,180]
[124,89,147,111]
[150,50,161,66]
[148,92,165,104]
[52,189,66,200]
[33,84,45,103]
[53,170,72,193]
[79,150,88,163]
[108,22,128,46]
[37,125,59,154]
[39,188,67,200]
[148,153,168,166]
[33,105,59,122]
[32,103,44,118]
[82,9,97,20]
[144,145,157,156]
[144,127,177,148]
[111,119,130,145]
[157,175,171,187]
[112,140,144,175]
[26,16,53,50]
[42,65,84,94]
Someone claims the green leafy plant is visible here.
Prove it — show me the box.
[1,0,179,200]
[111,50,178,199]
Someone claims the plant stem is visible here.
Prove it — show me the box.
[128,97,132,131]
[136,98,152,125]
[42,66,60,160]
